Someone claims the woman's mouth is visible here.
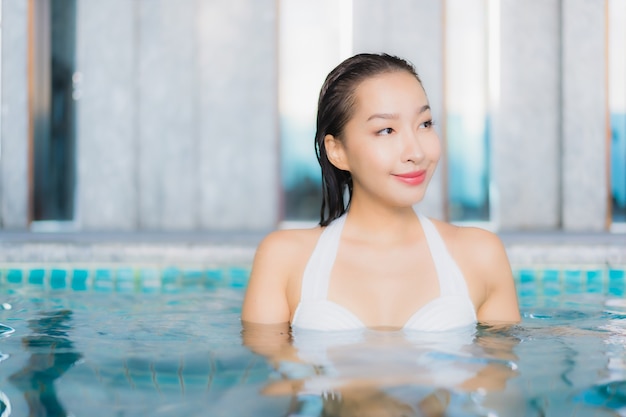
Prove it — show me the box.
[393,170,427,186]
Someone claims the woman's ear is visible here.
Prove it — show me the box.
[324,134,349,171]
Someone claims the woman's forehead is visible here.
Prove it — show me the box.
[351,71,428,118]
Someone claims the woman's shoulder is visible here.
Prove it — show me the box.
[257,226,324,253]
[429,218,508,268]
[253,226,325,271]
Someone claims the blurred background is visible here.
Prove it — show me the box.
[0,0,623,233]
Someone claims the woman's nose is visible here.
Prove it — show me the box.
[400,130,425,163]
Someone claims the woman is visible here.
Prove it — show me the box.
[242,53,520,331]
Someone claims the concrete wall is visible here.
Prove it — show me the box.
[493,0,609,231]
[196,1,278,230]
[75,0,136,230]
[494,0,562,230]
[0,1,30,229]
[0,0,613,232]
[561,0,608,231]
[74,0,279,231]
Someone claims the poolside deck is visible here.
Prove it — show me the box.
[0,229,624,268]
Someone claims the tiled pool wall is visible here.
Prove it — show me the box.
[0,237,624,295]
[0,264,252,292]
[0,263,625,297]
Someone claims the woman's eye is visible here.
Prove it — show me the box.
[377,127,394,135]
[419,120,434,129]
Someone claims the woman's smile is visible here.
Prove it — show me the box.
[392,170,427,186]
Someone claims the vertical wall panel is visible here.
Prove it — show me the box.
[136,0,198,230]
[494,0,561,230]
[561,0,608,231]
[197,0,278,230]
[0,1,29,228]
[353,0,445,219]
[75,0,136,230]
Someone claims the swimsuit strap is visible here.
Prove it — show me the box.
[300,214,347,302]
[417,213,469,297]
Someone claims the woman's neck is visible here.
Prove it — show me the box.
[343,197,422,245]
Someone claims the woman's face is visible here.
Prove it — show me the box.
[329,70,441,208]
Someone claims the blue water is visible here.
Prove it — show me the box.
[0,266,625,416]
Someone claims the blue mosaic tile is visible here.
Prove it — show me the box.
[116,268,135,292]
[207,269,225,285]
[182,269,205,286]
[71,269,89,291]
[518,269,536,284]
[542,269,560,283]
[608,269,625,296]
[586,270,604,293]
[182,375,211,390]
[154,373,182,387]
[541,269,560,296]
[140,269,160,290]
[161,267,180,283]
[563,270,583,294]
[609,269,625,280]
[518,278,538,300]
[28,269,45,285]
[93,269,114,292]
[6,269,23,284]
[50,269,67,289]
[229,267,249,288]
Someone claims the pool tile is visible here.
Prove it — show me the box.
[182,269,205,287]
[541,269,561,296]
[207,269,225,285]
[50,269,68,289]
[94,269,114,291]
[586,270,604,293]
[608,269,626,296]
[116,268,136,292]
[229,267,249,288]
[71,269,89,291]
[161,267,180,284]
[140,269,161,292]
[563,270,583,294]
[28,269,45,286]
[518,269,536,284]
[6,269,23,284]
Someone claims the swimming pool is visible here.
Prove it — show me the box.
[0,264,625,416]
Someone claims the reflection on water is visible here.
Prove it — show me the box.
[9,310,82,417]
[242,322,522,416]
[0,289,626,415]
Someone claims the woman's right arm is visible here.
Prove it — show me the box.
[241,231,292,325]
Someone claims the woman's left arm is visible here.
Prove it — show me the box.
[469,230,521,324]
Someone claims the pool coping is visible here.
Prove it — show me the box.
[0,230,624,267]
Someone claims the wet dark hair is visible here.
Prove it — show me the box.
[315,53,423,226]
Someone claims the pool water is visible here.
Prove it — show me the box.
[0,266,625,416]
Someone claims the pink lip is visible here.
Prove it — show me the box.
[393,170,427,186]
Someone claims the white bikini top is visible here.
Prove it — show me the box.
[291,213,477,332]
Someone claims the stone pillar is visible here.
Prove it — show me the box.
[493,0,562,230]
[75,0,137,230]
[352,0,445,220]
[561,0,608,231]
[197,0,279,230]
[136,0,199,230]
[0,1,30,229]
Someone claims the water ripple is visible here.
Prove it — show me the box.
[0,324,14,337]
